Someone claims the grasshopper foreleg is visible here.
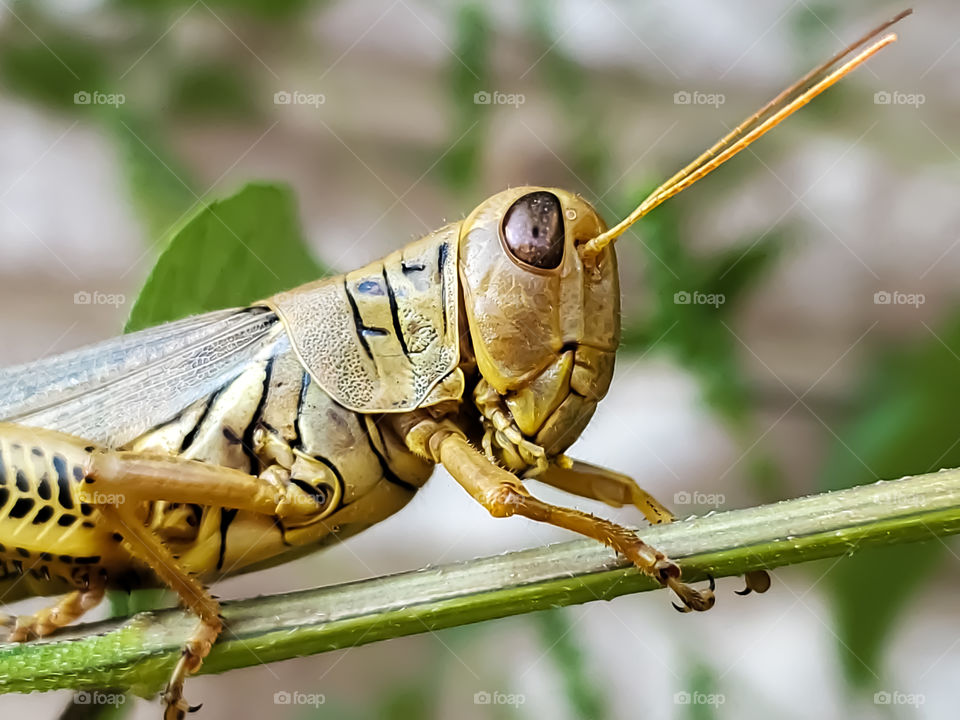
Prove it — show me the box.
[536,457,771,600]
[405,421,715,612]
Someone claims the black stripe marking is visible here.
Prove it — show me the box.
[9,497,35,519]
[0,451,5,485]
[32,506,53,525]
[438,243,449,333]
[57,513,76,527]
[313,454,345,488]
[382,267,410,358]
[0,487,7,510]
[37,476,51,500]
[180,393,217,453]
[292,372,310,450]
[364,424,418,493]
[345,280,392,356]
[216,508,238,571]
[290,478,328,506]
[53,455,74,509]
[344,279,374,361]
[401,260,425,274]
[15,471,27,492]
[242,357,274,475]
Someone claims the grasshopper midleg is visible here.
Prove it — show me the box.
[0,11,907,718]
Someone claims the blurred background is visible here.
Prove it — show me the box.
[0,0,958,718]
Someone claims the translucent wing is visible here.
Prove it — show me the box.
[0,307,286,446]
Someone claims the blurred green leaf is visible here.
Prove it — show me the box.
[0,34,106,111]
[524,0,609,187]
[534,609,609,720]
[820,311,960,686]
[619,186,783,427]
[168,62,258,119]
[681,661,722,720]
[126,182,330,332]
[106,110,199,243]
[618,184,788,499]
[442,3,491,193]
[372,683,437,720]
[110,0,311,20]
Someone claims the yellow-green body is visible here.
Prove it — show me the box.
[0,187,619,602]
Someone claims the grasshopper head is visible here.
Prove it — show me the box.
[458,187,619,462]
[451,18,904,469]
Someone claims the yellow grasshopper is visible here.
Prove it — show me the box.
[0,11,906,719]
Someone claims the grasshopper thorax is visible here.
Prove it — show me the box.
[457,187,619,469]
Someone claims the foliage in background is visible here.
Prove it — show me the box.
[818,312,960,686]
[0,0,953,716]
[441,2,491,195]
[534,610,610,720]
[126,182,329,331]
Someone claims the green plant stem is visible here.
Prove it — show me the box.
[3,469,960,696]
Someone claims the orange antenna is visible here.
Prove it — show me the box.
[584,9,910,256]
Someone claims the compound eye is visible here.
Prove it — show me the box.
[502,191,565,269]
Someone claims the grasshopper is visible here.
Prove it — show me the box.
[0,11,906,719]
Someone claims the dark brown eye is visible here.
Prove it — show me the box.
[502,191,565,269]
